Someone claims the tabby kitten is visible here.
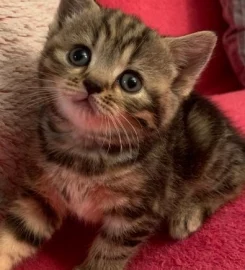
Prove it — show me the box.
[1,0,245,269]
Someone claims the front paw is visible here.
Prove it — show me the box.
[74,262,124,270]
[169,206,203,240]
[74,265,100,270]
[73,263,96,270]
[73,265,87,270]
[74,265,106,270]
[0,256,13,270]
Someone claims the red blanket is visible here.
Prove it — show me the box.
[17,90,245,270]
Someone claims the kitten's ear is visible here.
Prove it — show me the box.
[164,31,217,96]
[49,0,100,35]
[57,0,100,24]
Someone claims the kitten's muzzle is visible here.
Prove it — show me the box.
[83,79,103,95]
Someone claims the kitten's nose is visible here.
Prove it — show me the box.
[83,79,103,95]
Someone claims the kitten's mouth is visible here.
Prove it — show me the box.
[57,91,142,142]
[57,92,105,133]
[71,96,93,112]
[62,92,96,114]
[67,93,100,115]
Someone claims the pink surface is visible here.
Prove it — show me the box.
[16,90,245,270]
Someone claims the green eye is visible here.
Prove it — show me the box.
[119,71,143,93]
[68,46,91,66]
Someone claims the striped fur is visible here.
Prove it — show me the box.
[1,1,245,270]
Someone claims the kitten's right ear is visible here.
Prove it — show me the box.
[164,31,217,97]
[49,0,100,36]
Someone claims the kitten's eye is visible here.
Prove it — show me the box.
[119,71,142,93]
[68,46,91,66]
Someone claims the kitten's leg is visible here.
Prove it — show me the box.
[169,202,204,240]
[75,213,158,270]
[169,190,241,240]
[0,190,62,270]
[170,144,245,240]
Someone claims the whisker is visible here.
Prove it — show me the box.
[100,115,108,150]
[126,113,143,130]
[119,113,140,158]
[108,113,123,154]
[106,116,112,155]
[114,115,132,157]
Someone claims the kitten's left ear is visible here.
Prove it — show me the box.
[164,31,217,96]
[49,0,100,36]
[57,0,100,25]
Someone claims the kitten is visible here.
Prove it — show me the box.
[0,0,245,269]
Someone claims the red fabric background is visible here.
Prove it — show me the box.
[15,1,245,269]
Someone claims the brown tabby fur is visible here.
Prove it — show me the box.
[0,0,245,269]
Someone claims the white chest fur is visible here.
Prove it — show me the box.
[48,166,129,224]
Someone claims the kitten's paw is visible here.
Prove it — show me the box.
[74,262,123,270]
[0,256,13,270]
[73,266,85,270]
[169,207,203,240]
[73,264,92,270]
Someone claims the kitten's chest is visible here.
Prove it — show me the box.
[42,164,142,223]
[63,177,128,223]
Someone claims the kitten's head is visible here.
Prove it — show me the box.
[39,0,216,141]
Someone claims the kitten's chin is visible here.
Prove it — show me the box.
[57,93,104,133]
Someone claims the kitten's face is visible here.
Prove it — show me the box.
[39,0,216,142]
